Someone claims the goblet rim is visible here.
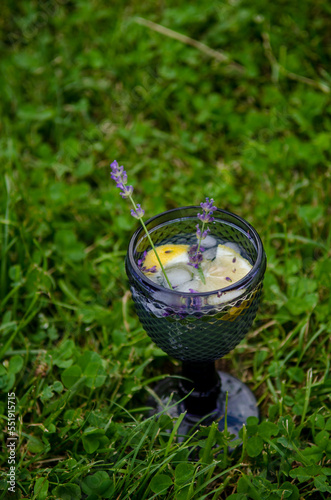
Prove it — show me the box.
[127,206,266,298]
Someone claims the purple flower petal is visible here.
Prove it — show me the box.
[201,228,210,238]
[200,197,217,212]
[120,185,134,199]
[131,203,145,219]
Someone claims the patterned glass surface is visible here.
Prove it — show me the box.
[126,207,266,363]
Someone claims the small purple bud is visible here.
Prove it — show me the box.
[110,160,125,179]
[111,161,134,200]
[197,212,206,223]
[201,228,210,239]
[110,159,119,171]
[200,197,217,212]
[137,251,147,267]
[120,185,134,199]
[197,211,214,223]
[225,277,232,282]
[131,203,145,219]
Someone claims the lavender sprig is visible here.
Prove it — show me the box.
[188,243,204,269]
[189,197,217,284]
[110,160,173,289]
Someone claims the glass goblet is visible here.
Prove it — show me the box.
[126,207,266,438]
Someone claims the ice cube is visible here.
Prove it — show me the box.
[176,279,200,293]
[223,241,242,255]
[165,265,193,288]
[200,235,218,248]
[202,247,217,261]
[146,271,163,286]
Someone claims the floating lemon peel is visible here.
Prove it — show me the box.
[143,244,190,273]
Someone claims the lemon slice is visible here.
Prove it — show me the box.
[198,244,252,292]
[143,244,189,272]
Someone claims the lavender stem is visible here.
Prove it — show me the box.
[128,196,173,290]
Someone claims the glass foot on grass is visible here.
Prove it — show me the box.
[126,208,266,442]
[149,371,258,441]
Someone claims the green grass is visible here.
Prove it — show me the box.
[0,0,330,498]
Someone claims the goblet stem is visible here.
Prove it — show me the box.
[179,362,221,416]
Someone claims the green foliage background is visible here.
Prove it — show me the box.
[0,0,330,498]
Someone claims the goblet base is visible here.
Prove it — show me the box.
[150,371,258,440]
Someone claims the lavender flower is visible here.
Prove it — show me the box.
[189,197,217,284]
[110,160,173,289]
[197,198,216,224]
[137,251,147,268]
[197,211,214,223]
[196,224,210,239]
[188,244,203,269]
[137,251,157,274]
[131,204,145,219]
[200,198,217,212]
[110,160,134,199]
[140,264,157,274]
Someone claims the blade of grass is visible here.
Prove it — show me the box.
[0,294,40,360]
[240,423,247,463]
[298,325,326,364]
[269,233,327,250]
[1,175,11,300]
[135,17,245,72]
[164,410,187,457]
[301,368,313,426]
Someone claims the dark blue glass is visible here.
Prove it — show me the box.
[125,207,267,438]
[126,207,266,363]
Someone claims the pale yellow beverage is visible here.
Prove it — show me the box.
[141,237,252,300]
